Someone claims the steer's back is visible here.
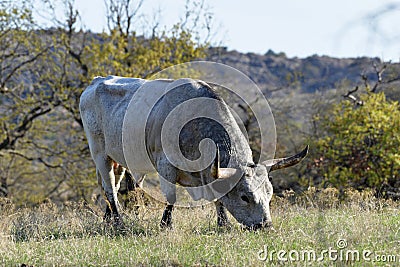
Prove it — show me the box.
[79,76,146,166]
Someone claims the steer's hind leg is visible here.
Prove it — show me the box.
[95,155,123,226]
[97,169,112,222]
[113,162,125,192]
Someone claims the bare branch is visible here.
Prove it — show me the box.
[358,61,394,95]
[371,61,388,93]
[386,76,400,84]
[23,140,66,157]
[61,103,83,127]
[66,0,79,38]
[342,86,363,106]
[105,0,143,37]
[8,150,62,169]
[126,0,144,36]
[0,47,50,89]
[361,72,369,89]
[0,123,11,150]
[44,175,66,199]
[0,100,61,151]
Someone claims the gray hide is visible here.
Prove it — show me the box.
[79,76,308,229]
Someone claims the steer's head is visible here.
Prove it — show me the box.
[213,146,308,230]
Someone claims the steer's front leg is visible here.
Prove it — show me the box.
[160,180,176,228]
[215,200,230,227]
[160,204,174,228]
[158,160,177,229]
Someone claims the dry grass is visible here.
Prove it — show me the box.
[0,188,399,266]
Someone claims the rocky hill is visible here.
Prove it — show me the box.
[207,47,400,96]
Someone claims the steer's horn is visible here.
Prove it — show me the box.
[211,144,242,179]
[262,145,309,172]
[211,144,220,179]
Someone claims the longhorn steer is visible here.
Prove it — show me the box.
[79,76,308,229]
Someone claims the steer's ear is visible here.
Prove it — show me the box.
[262,145,309,172]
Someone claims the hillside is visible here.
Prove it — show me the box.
[210,47,400,93]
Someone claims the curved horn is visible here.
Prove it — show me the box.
[262,145,309,172]
[211,144,220,178]
[211,145,241,179]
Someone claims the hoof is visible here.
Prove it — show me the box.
[218,222,232,230]
[113,217,124,228]
[160,221,173,230]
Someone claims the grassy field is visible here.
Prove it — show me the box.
[0,188,399,266]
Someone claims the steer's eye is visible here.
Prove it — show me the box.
[241,195,250,203]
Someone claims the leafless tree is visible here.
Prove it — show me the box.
[343,61,400,104]
[105,0,144,37]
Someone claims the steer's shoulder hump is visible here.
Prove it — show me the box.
[92,76,146,97]
[166,78,218,97]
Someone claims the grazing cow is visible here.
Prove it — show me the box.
[79,76,308,229]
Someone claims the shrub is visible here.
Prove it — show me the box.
[313,92,400,190]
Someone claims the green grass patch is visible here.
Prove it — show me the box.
[0,188,399,266]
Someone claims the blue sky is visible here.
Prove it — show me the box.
[40,0,400,61]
